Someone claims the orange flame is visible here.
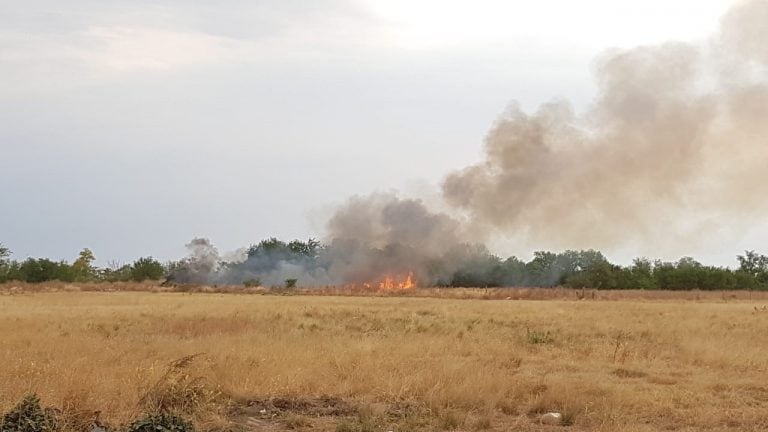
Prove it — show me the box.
[377,272,416,290]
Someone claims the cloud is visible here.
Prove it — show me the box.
[0,26,247,95]
[80,26,246,71]
[0,0,389,95]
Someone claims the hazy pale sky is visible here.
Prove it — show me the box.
[1,0,747,265]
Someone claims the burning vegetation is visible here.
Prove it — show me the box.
[363,272,416,291]
[153,236,768,291]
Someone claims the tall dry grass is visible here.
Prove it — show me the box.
[0,291,767,431]
[5,281,768,302]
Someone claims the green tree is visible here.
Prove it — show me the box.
[130,257,165,282]
[288,238,321,257]
[525,251,560,286]
[737,250,768,287]
[72,248,96,281]
[18,258,75,283]
[99,261,132,282]
[630,258,657,289]
[497,256,527,286]
[0,243,9,263]
[566,260,619,289]
[0,243,10,283]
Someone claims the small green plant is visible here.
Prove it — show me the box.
[526,328,554,345]
[284,278,298,289]
[0,394,58,432]
[127,413,193,432]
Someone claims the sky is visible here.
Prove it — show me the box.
[0,0,748,266]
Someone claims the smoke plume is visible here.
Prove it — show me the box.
[441,0,768,252]
[174,0,768,287]
[321,193,472,284]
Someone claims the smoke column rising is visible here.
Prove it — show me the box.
[177,0,768,286]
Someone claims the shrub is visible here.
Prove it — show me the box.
[99,263,132,282]
[127,414,193,432]
[0,394,57,432]
[526,328,554,345]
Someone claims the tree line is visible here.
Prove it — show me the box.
[0,244,164,283]
[2,240,768,290]
[443,249,768,290]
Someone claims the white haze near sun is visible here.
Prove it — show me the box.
[0,0,756,267]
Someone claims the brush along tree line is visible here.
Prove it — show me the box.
[1,240,768,290]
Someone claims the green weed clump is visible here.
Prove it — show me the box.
[0,395,58,432]
[127,414,193,432]
[526,328,554,345]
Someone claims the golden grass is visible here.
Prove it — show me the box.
[1,289,768,431]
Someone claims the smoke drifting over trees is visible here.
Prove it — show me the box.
[165,0,768,287]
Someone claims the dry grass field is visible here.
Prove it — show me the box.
[1,288,768,431]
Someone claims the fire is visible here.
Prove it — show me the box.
[377,271,416,290]
[352,272,416,291]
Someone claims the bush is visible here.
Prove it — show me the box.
[131,257,165,282]
[0,394,57,432]
[100,263,133,282]
[526,328,554,345]
[243,278,261,288]
[127,414,193,432]
[17,258,75,283]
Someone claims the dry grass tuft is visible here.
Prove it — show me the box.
[282,413,311,430]
[613,368,648,379]
[138,354,220,414]
[58,391,102,432]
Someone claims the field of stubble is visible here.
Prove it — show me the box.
[1,290,767,432]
